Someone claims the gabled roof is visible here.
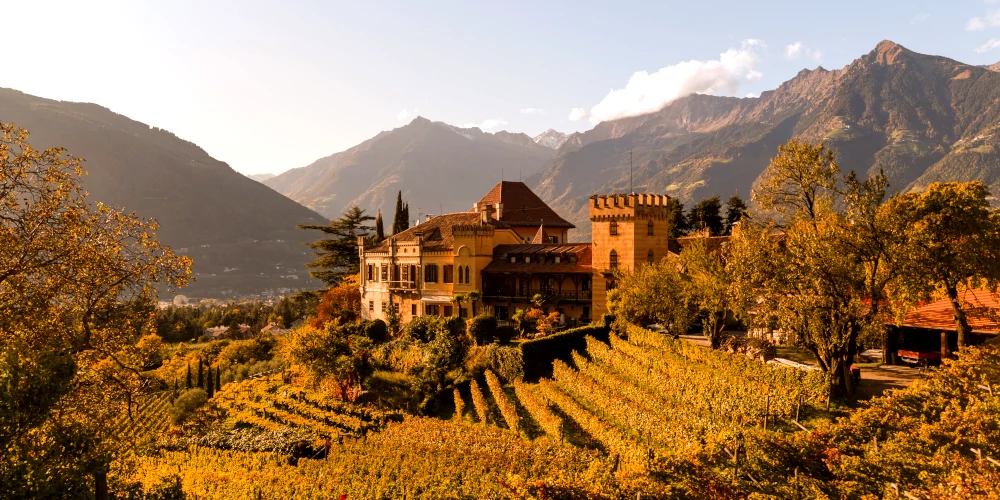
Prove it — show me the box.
[370,212,507,253]
[476,181,575,229]
[903,290,1000,334]
[530,224,547,244]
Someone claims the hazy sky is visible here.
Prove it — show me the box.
[4,1,999,175]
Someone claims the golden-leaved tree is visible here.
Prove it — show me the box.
[0,123,191,496]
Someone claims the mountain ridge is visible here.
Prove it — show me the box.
[0,88,328,297]
[265,117,556,219]
[529,40,1000,240]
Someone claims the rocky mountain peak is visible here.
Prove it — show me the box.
[869,40,914,65]
[533,129,569,149]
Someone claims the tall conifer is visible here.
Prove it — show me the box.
[392,191,405,235]
[197,359,204,389]
[185,362,192,389]
[375,209,385,242]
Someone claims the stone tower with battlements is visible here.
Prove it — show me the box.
[589,193,673,317]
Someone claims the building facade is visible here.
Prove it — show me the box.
[358,181,677,326]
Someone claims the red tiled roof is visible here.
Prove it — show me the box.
[483,244,592,274]
[476,181,575,229]
[903,290,1000,334]
[370,212,507,253]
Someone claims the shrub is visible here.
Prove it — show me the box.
[520,324,611,381]
[468,314,498,345]
[363,319,389,343]
[136,334,164,370]
[404,316,446,343]
[495,326,518,343]
[169,388,208,425]
[197,339,231,364]
[217,335,276,366]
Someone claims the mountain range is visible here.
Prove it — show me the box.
[528,40,1000,240]
[264,118,556,220]
[0,88,327,298]
[266,41,1000,241]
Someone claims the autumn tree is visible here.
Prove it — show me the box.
[608,260,695,335]
[885,181,1000,348]
[310,276,363,328]
[679,236,732,348]
[732,140,901,394]
[299,205,374,287]
[0,123,191,493]
[284,324,373,401]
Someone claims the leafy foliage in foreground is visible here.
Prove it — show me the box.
[130,417,633,499]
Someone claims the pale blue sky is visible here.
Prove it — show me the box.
[4,1,1000,175]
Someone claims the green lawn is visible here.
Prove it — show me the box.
[774,345,818,366]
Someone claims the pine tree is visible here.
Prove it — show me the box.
[392,191,405,235]
[206,366,214,398]
[687,196,724,236]
[724,195,749,235]
[375,209,385,242]
[277,297,294,328]
[185,362,192,389]
[299,205,375,286]
[667,198,688,238]
[197,359,204,389]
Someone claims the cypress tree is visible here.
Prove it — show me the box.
[197,359,204,389]
[402,202,410,230]
[173,377,178,392]
[392,191,405,235]
[375,209,385,242]
[185,363,192,389]
[206,366,214,398]
[216,366,222,391]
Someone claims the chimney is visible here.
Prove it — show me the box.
[494,202,503,219]
[481,204,495,223]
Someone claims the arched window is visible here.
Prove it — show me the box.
[457,265,464,284]
[609,249,618,269]
[647,249,655,264]
[647,220,654,236]
[609,220,618,236]
[464,266,471,284]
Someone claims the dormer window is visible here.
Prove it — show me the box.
[569,256,577,264]
[554,256,561,264]
[525,256,531,264]
[509,256,516,263]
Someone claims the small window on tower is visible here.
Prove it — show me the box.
[647,220,654,236]
[610,220,618,236]
[609,249,618,269]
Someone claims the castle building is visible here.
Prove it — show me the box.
[358,181,676,326]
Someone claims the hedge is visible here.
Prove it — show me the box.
[520,324,611,381]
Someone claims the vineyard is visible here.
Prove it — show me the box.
[130,417,622,499]
[211,377,402,439]
[120,323,1000,498]
[451,323,831,475]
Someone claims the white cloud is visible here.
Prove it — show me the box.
[397,108,420,122]
[568,108,587,121]
[967,11,1000,31]
[910,12,931,25]
[785,42,803,59]
[460,118,508,131]
[519,107,545,115]
[586,39,766,124]
[976,38,1000,53]
[785,41,823,61]
[745,92,759,98]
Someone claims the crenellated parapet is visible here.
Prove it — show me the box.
[589,193,672,221]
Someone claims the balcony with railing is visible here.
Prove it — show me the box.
[387,280,419,291]
[483,287,592,302]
